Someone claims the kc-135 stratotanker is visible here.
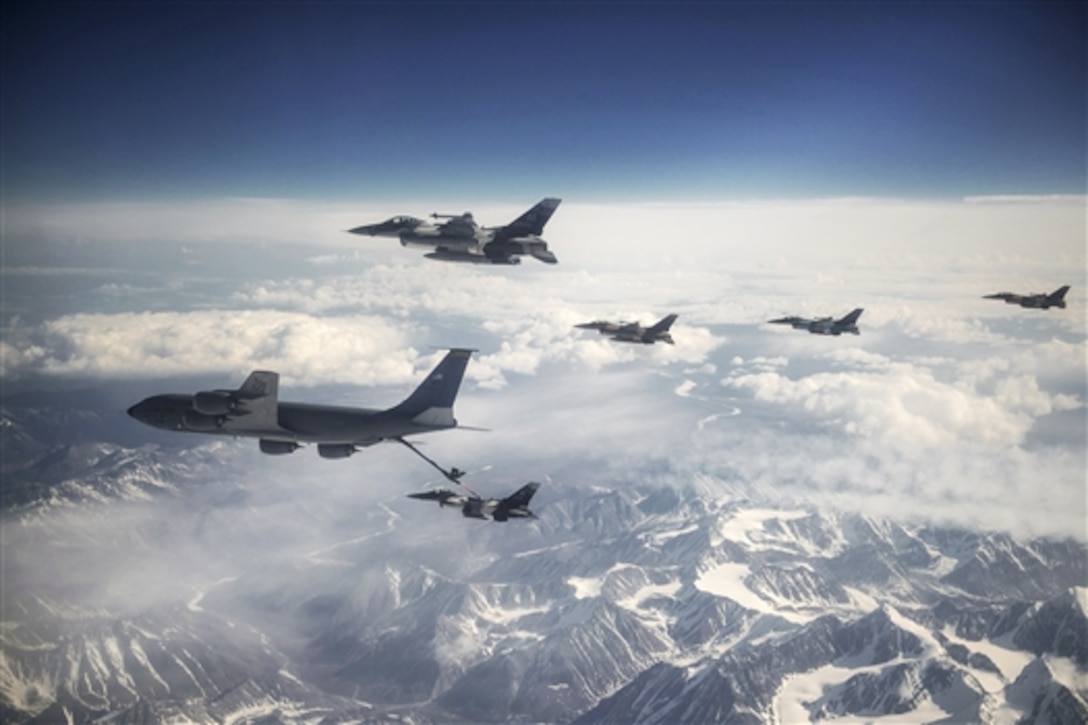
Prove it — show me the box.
[128,349,474,459]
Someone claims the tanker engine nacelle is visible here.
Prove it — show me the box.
[182,409,223,431]
[317,444,357,459]
[193,391,238,416]
[259,439,300,455]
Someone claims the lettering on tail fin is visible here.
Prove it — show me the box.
[503,482,540,509]
[239,371,278,399]
[496,198,562,240]
[648,314,678,335]
[838,308,864,325]
[228,371,281,431]
[391,349,474,419]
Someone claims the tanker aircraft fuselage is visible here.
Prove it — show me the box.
[127,349,474,459]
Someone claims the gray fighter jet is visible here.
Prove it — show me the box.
[407,482,540,522]
[348,198,561,265]
[127,349,474,458]
[769,308,864,336]
[575,313,678,345]
[984,285,1069,309]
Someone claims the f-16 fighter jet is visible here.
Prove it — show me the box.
[768,308,864,336]
[575,314,678,345]
[348,198,561,265]
[127,349,474,459]
[407,483,540,522]
[984,285,1069,309]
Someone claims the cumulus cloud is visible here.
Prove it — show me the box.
[707,337,1086,539]
[727,363,1034,450]
[11,310,419,386]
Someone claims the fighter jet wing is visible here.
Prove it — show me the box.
[434,215,478,239]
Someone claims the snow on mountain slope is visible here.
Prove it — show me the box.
[2,404,1085,723]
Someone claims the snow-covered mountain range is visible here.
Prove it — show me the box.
[2,397,1085,723]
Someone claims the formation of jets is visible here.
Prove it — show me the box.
[127,195,1074,523]
[983,285,1069,309]
[349,197,561,265]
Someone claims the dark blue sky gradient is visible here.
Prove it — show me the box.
[3,2,1084,202]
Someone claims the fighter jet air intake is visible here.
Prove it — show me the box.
[768,309,864,336]
[983,285,1070,309]
[349,198,561,265]
[408,483,540,522]
[575,314,678,345]
[127,349,474,458]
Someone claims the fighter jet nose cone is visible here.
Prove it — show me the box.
[126,402,144,420]
[347,225,372,236]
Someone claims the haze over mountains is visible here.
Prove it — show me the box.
[2,390,1086,722]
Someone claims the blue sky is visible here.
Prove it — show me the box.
[3,2,1084,202]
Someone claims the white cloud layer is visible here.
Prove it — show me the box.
[4,310,419,386]
[2,196,1084,539]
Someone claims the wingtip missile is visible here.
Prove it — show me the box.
[407,489,448,501]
